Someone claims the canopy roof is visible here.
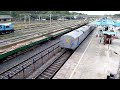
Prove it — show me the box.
[91,17,120,27]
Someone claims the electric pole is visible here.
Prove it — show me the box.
[24,15,26,23]
[39,15,40,21]
[50,14,52,27]
[28,14,31,24]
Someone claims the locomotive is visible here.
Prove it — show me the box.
[0,23,14,34]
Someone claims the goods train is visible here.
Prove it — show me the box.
[0,23,14,34]
[60,25,96,50]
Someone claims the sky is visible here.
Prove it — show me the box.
[69,11,120,15]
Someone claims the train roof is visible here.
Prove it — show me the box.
[64,25,91,38]
[64,29,83,39]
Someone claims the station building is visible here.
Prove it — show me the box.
[0,15,13,22]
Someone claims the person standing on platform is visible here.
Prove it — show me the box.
[96,29,103,43]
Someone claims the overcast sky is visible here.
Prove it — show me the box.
[69,11,120,15]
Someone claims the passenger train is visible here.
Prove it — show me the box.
[60,24,96,50]
[0,23,14,34]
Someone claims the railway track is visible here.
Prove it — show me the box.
[14,21,58,31]
[34,49,73,79]
[0,22,60,40]
[13,21,53,29]
[0,20,86,40]
[0,40,62,79]
[0,20,90,79]
[0,26,68,46]
[0,21,85,47]
[0,21,88,62]
[14,20,83,34]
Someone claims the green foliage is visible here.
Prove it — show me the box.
[0,11,10,15]
[0,11,84,20]
[114,14,120,16]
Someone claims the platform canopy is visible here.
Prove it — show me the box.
[102,31,116,35]
[92,17,120,27]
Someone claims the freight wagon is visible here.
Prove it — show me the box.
[60,25,95,50]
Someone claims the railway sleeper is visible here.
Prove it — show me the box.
[37,76,47,79]
[41,69,59,79]
[0,76,5,79]
[37,75,49,79]
[40,74,50,79]
[52,64,61,68]
[1,71,13,79]
[12,68,24,75]
[14,66,23,73]
[0,74,8,79]
[49,65,59,69]
[45,70,55,74]
[47,68,56,72]
[54,62,65,66]
[50,63,59,68]
[55,59,66,63]
[1,76,8,79]
[42,72,53,77]
[54,61,65,65]
[6,68,22,78]
[7,72,16,78]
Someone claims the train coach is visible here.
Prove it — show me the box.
[0,23,14,34]
[60,25,96,50]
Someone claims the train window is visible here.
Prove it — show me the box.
[6,26,9,28]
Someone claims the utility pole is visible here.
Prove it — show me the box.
[10,11,12,15]
[28,14,31,24]
[9,11,12,22]
[38,15,40,21]
[50,14,52,27]
[28,14,31,30]
[24,15,26,23]
[19,14,21,22]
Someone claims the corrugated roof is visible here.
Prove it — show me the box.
[94,18,118,26]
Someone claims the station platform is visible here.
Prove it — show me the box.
[53,26,120,79]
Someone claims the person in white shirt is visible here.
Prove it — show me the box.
[96,29,103,43]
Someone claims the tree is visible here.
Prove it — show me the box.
[0,11,85,20]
